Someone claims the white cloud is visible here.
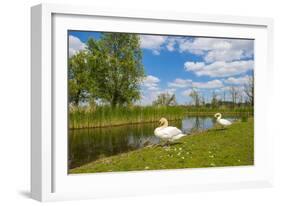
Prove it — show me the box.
[184,60,253,78]
[139,90,160,105]
[142,75,160,88]
[182,89,193,97]
[204,49,244,63]
[165,37,180,52]
[139,35,253,62]
[139,75,160,105]
[140,76,179,105]
[192,79,224,89]
[139,87,176,105]
[165,88,176,94]
[184,62,205,72]
[168,78,223,90]
[178,38,253,63]
[69,35,86,57]
[168,78,192,88]
[141,75,161,93]
[166,41,175,51]
[179,38,215,54]
[224,75,250,85]
[140,35,167,55]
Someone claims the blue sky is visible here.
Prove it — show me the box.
[69,31,254,105]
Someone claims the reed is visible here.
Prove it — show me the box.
[69,105,253,129]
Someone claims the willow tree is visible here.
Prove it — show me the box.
[87,33,144,107]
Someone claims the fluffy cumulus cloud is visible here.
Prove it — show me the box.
[184,60,253,78]
[168,78,192,88]
[141,75,160,90]
[192,79,224,89]
[140,75,181,105]
[179,38,254,78]
[139,75,160,105]
[69,35,86,57]
[224,75,250,85]
[140,77,178,105]
[139,35,254,65]
[140,35,186,55]
[178,38,253,63]
[181,89,193,97]
[169,78,223,90]
[140,35,168,55]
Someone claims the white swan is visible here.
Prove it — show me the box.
[154,118,186,144]
[214,113,232,128]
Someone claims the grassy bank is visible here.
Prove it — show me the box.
[69,105,253,129]
[69,118,254,173]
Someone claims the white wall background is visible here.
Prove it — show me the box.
[0,0,280,205]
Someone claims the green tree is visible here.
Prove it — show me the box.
[68,51,91,106]
[153,93,177,106]
[87,33,144,107]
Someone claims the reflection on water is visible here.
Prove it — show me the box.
[68,116,236,169]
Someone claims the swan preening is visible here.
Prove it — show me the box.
[214,113,232,128]
[154,118,185,144]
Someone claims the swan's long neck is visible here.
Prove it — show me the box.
[161,119,168,128]
[217,114,222,120]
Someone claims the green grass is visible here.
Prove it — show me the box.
[69,118,254,174]
[69,105,253,129]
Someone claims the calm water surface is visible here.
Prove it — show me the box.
[68,116,237,169]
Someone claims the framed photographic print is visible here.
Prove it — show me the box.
[31,3,274,201]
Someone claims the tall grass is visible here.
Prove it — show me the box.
[69,105,253,129]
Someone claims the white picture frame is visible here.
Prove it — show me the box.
[31,3,274,202]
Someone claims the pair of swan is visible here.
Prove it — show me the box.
[154,113,232,143]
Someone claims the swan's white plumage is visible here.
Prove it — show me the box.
[217,118,231,126]
[154,118,185,142]
[214,113,232,127]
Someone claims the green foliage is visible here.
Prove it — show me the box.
[68,33,144,107]
[241,115,248,122]
[70,118,254,173]
[68,51,91,105]
[69,106,186,129]
[69,105,253,129]
[97,33,144,107]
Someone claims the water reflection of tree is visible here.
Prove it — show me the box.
[69,116,226,170]
[68,123,160,169]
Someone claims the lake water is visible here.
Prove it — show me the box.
[68,116,237,169]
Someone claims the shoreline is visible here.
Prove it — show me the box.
[69,118,254,174]
[69,111,252,129]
